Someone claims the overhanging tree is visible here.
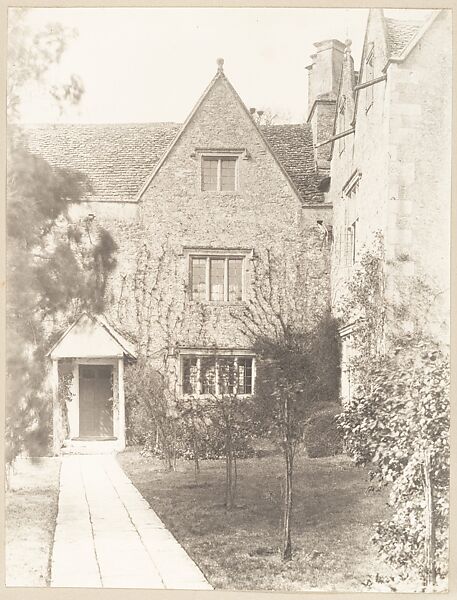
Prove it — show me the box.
[6,10,117,467]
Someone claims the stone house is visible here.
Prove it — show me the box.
[305,9,451,400]
[27,59,332,453]
[24,9,450,452]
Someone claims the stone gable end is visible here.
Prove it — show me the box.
[103,72,331,353]
[139,74,303,245]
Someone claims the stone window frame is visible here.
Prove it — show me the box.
[183,247,252,304]
[365,45,375,113]
[346,218,358,267]
[197,149,245,193]
[178,348,255,398]
[336,171,361,266]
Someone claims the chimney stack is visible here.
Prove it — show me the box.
[306,39,345,115]
[306,39,345,173]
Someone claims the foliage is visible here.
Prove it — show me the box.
[8,8,84,121]
[337,235,450,590]
[6,12,118,466]
[124,360,180,470]
[304,404,343,458]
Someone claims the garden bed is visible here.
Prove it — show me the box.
[118,447,393,591]
[5,457,61,586]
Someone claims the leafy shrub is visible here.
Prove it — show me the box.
[304,404,343,458]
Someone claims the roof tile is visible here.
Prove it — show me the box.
[384,18,422,57]
[23,121,322,204]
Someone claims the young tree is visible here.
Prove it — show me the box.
[197,358,254,509]
[233,249,340,559]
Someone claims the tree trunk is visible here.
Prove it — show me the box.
[282,441,293,561]
[225,429,235,510]
[282,394,293,561]
[423,449,436,591]
[192,419,200,479]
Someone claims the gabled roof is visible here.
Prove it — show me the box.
[24,120,322,205]
[23,65,323,205]
[47,313,137,359]
[24,123,181,202]
[262,124,322,203]
[349,9,439,128]
[384,17,423,58]
[134,64,316,205]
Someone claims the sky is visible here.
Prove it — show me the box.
[14,7,432,125]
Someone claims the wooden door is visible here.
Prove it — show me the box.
[79,365,114,438]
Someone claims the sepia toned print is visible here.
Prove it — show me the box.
[5,7,450,593]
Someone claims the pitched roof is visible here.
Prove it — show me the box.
[384,17,423,58]
[23,121,322,205]
[47,312,137,359]
[24,123,181,202]
[262,124,323,203]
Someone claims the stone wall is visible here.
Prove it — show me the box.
[76,74,332,383]
[328,10,451,345]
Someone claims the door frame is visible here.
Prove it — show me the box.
[74,358,120,440]
[78,363,114,439]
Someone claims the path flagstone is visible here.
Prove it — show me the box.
[50,454,213,590]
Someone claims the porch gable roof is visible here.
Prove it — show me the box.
[47,313,137,360]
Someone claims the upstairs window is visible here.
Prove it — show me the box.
[365,47,374,112]
[345,219,358,266]
[181,354,254,396]
[186,248,251,303]
[202,156,237,191]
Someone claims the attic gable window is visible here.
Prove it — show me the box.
[201,156,237,191]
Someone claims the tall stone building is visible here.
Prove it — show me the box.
[306,8,451,400]
[28,59,332,453]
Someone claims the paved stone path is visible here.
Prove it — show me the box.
[51,454,213,589]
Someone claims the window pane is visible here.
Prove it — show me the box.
[182,357,198,395]
[191,257,206,301]
[201,357,216,395]
[228,258,243,302]
[237,358,253,394]
[202,158,218,191]
[220,158,236,191]
[210,258,225,301]
[218,357,236,395]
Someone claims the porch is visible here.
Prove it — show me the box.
[47,313,137,455]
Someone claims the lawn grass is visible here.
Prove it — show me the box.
[118,447,394,592]
[5,457,61,586]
